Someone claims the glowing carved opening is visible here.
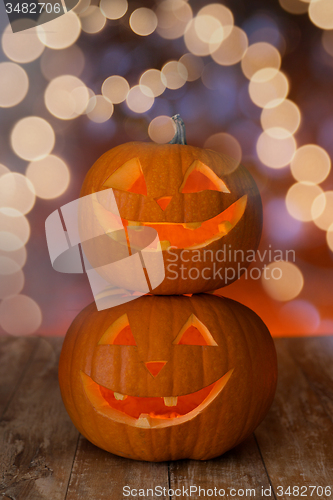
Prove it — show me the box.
[81,369,234,427]
[103,158,147,195]
[155,196,172,211]
[98,314,137,345]
[173,314,218,346]
[180,160,230,194]
[145,361,167,377]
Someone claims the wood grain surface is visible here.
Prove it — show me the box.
[0,336,332,500]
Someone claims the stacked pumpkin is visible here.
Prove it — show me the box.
[59,116,277,461]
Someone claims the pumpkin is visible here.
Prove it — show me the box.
[58,293,277,461]
[79,116,262,295]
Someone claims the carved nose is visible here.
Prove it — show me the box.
[155,196,172,211]
[145,361,166,377]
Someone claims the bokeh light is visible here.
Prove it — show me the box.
[262,261,304,301]
[80,6,106,34]
[286,182,323,221]
[249,69,289,109]
[279,0,309,15]
[0,268,24,299]
[156,0,193,40]
[0,164,10,177]
[37,12,81,49]
[102,76,129,104]
[311,191,333,230]
[179,53,204,81]
[291,145,331,184]
[204,133,242,172]
[0,173,35,214]
[148,116,176,143]
[2,24,44,63]
[327,222,333,252]
[161,61,187,89]
[130,8,158,36]
[257,131,296,168]
[0,294,42,335]
[211,27,248,66]
[26,155,70,199]
[241,42,281,80]
[0,62,29,108]
[322,30,333,57]
[140,69,166,97]
[126,85,154,113]
[45,75,90,120]
[0,246,27,270]
[41,45,85,81]
[11,116,55,161]
[261,99,301,137]
[280,300,320,335]
[100,0,128,19]
[0,208,30,251]
[309,0,333,30]
[197,3,234,39]
[184,18,218,56]
[86,95,114,123]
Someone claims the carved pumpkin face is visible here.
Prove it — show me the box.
[59,294,277,461]
[80,141,262,294]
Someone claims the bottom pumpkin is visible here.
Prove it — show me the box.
[59,293,277,462]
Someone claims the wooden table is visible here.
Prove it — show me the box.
[0,336,332,500]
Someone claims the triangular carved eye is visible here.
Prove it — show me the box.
[103,158,147,195]
[179,160,230,194]
[98,314,137,346]
[173,314,217,346]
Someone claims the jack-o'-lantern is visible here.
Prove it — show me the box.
[58,293,277,461]
[79,116,262,295]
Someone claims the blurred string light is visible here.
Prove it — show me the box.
[203,133,242,172]
[45,75,90,120]
[37,11,81,49]
[278,0,309,15]
[286,183,324,221]
[126,85,154,113]
[0,266,24,299]
[155,0,193,40]
[100,0,128,19]
[261,261,304,301]
[0,62,29,108]
[0,294,42,336]
[179,53,204,81]
[11,116,55,161]
[80,6,106,34]
[308,0,333,30]
[102,76,130,103]
[161,61,188,89]
[290,145,331,183]
[140,70,167,97]
[86,95,114,123]
[261,100,301,137]
[26,156,70,199]
[0,173,35,214]
[130,8,158,36]
[148,116,176,143]
[0,208,30,251]
[311,191,333,230]
[2,24,44,63]
[41,46,85,81]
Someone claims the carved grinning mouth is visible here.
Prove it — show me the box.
[81,369,233,428]
[93,195,247,250]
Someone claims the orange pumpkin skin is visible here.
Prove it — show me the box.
[59,294,277,461]
[79,142,262,294]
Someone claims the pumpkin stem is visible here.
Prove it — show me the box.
[169,114,187,145]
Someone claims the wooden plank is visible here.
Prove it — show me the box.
[255,338,333,496]
[0,338,79,500]
[0,336,38,417]
[169,434,273,499]
[65,435,169,500]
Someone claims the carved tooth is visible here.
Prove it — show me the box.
[114,392,127,401]
[127,221,142,226]
[164,396,178,407]
[218,221,233,235]
[160,240,171,251]
[184,222,202,230]
[136,413,151,428]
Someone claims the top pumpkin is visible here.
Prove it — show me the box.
[80,122,262,295]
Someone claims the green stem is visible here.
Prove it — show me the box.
[169,114,187,145]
